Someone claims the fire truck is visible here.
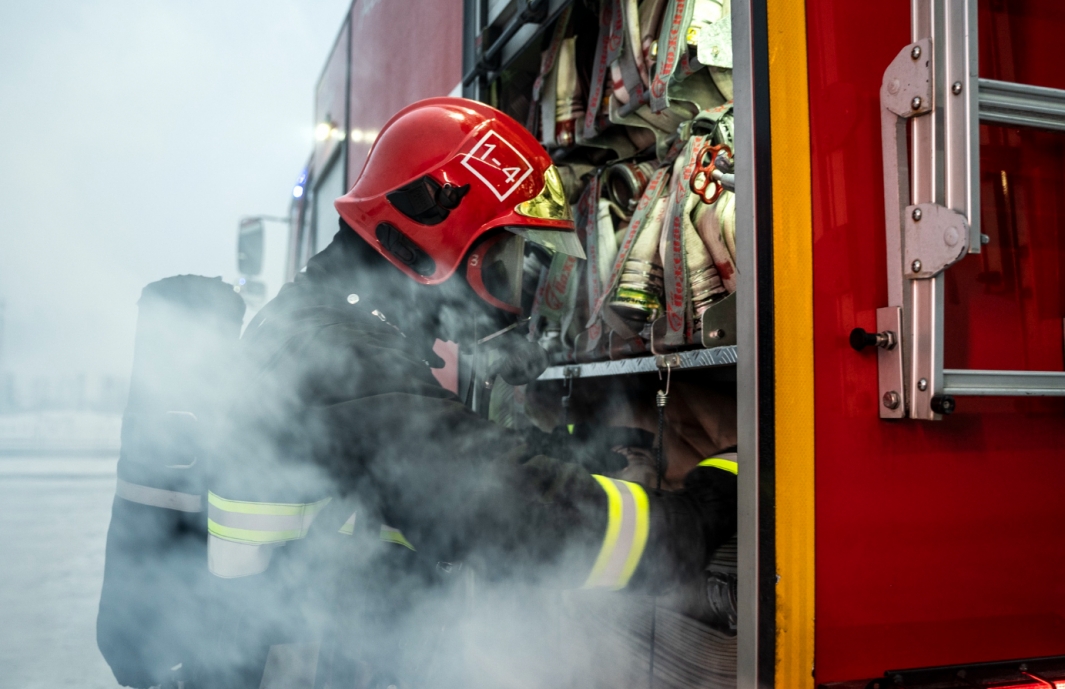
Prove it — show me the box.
[235,0,1065,686]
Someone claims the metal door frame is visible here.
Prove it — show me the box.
[733,0,776,686]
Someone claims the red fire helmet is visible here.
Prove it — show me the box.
[335,97,584,312]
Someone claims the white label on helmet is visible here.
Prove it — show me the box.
[460,130,534,202]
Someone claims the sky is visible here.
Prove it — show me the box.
[0,0,352,379]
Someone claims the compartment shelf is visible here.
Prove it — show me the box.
[537,345,738,380]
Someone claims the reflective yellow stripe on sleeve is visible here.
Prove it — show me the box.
[379,525,416,551]
[336,512,415,550]
[207,492,331,545]
[698,457,739,475]
[338,511,357,535]
[583,475,650,590]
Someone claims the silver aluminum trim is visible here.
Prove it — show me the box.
[942,369,1065,396]
[536,346,737,380]
[908,276,943,420]
[939,0,979,249]
[732,0,763,685]
[979,78,1065,132]
[964,0,981,251]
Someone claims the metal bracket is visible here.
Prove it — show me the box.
[656,353,683,370]
[880,38,934,310]
[701,292,738,348]
[650,293,737,355]
[882,38,934,119]
[904,203,970,278]
[877,306,905,418]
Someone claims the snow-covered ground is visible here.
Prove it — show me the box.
[0,453,121,688]
[0,411,121,454]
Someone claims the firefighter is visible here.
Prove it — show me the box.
[204,97,737,688]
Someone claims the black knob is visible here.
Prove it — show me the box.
[850,328,880,352]
[930,395,956,415]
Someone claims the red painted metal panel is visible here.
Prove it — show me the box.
[807,0,1065,683]
[345,0,464,191]
[315,20,351,179]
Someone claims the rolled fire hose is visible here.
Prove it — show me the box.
[694,190,737,293]
[623,0,645,84]
[611,62,631,106]
[640,0,670,73]
[719,190,736,265]
[683,194,728,316]
[658,146,689,267]
[609,194,669,323]
[555,36,584,147]
[597,198,620,290]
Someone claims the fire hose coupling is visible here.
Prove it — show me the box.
[711,148,735,192]
[690,142,734,204]
[849,327,897,352]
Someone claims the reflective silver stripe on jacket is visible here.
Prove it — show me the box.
[115,478,202,513]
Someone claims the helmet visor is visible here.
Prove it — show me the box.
[509,227,586,259]
[509,165,585,259]
[515,165,573,223]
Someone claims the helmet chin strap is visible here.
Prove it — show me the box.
[476,318,530,345]
[476,319,549,386]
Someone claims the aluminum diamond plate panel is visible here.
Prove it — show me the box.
[537,346,738,380]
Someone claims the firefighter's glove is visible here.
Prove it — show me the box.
[634,462,738,594]
[519,426,628,475]
[485,333,549,385]
[683,462,738,563]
